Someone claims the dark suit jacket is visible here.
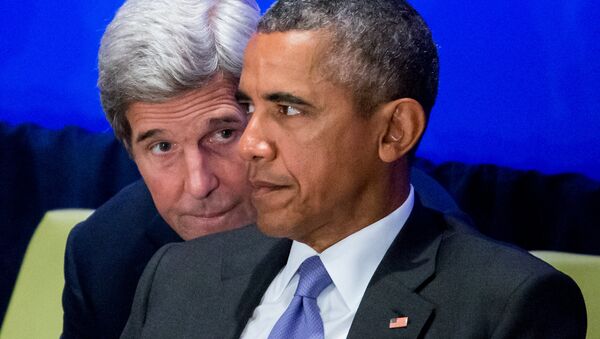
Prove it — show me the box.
[62,180,182,339]
[59,168,460,339]
[121,197,587,338]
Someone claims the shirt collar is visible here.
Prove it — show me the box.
[275,185,415,311]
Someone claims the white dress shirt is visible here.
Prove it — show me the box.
[241,186,415,339]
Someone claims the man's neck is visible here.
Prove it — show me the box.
[300,164,411,252]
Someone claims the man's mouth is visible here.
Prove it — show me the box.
[249,180,289,197]
[187,203,238,219]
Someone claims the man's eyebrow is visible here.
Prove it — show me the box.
[135,129,164,144]
[235,90,250,102]
[265,92,314,108]
[207,116,243,129]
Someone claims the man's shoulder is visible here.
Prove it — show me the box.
[440,228,561,281]
[140,225,290,297]
[65,179,175,265]
[426,228,587,336]
[62,180,173,339]
[123,226,290,338]
[435,227,582,306]
[80,179,156,226]
[68,180,160,243]
[151,225,286,275]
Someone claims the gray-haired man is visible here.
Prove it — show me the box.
[61,0,259,337]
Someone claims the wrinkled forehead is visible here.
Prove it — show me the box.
[126,76,244,143]
[127,74,238,115]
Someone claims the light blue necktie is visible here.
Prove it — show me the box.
[268,256,333,339]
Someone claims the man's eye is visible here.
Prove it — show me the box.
[149,142,172,155]
[218,129,234,139]
[208,129,237,144]
[279,105,301,116]
[239,102,255,115]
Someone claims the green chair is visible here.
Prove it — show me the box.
[0,209,93,339]
[531,250,600,339]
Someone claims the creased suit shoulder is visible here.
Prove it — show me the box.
[120,225,291,339]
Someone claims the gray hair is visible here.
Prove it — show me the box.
[259,0,439,118]
[99,0,260,146]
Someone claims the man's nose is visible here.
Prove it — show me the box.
[183,150,218,199]
[239,112,275,162]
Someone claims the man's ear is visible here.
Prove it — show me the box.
[378,98,426,163]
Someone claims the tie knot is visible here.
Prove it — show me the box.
[295,256,332,299]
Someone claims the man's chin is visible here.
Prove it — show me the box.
[255,216,295,239]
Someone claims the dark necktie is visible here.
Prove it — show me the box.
[268,255,333,339]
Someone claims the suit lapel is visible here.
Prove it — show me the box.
[215,226,292,338]
[348,197,445,339]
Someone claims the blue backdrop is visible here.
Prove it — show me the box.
[1,0,598,179]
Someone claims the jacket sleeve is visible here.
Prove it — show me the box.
[490,269,587,339]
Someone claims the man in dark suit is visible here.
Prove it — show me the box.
[61,0,261,337]
[121,0,586,338]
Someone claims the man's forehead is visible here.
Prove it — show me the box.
[126,81,243,140]
[241,31,333,94]
[127,77,238,116]
[251,31,329,61]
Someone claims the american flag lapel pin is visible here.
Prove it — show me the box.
[389,316,409,329]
